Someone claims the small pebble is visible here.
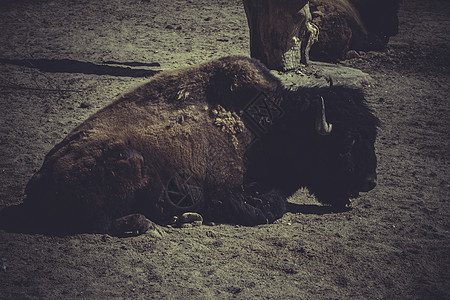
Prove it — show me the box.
[79,102,91,109]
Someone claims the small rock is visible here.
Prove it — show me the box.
[79,102,91,109]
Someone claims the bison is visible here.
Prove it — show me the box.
[4,56,380,235]
[350,0,400,50]
[309,0,400,61]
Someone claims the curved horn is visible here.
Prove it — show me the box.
[316,96,333,135]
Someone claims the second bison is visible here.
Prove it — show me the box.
[23,56,380,234]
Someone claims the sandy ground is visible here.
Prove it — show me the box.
[0,0,449,299]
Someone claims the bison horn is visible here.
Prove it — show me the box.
[316,96,333,135]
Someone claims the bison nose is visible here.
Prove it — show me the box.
[360,175,377,192]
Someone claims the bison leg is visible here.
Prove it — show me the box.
[204,188,286,226]
[109,213,160,237]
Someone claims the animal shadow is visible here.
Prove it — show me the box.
[0,58,160,77]
[286,202,351,215]
[0,204,81,236]
[0,204,42,235]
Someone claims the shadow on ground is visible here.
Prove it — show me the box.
[286,202,351,215]
[0,58,160,77]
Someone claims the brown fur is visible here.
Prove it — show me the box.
[349,0,400,50]
[24,56,280,231]
[310,0,400,61]
[310,0,367,61]
[23,56,379,233]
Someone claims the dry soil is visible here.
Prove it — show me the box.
[0,0,449,299]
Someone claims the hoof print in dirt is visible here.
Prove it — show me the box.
[110,213,156,237]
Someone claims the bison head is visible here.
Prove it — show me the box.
[296,86,379,208]
[246,85,380,209]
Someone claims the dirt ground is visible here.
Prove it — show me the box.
[0,0,449,299]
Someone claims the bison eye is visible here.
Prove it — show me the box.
[348,138,356,149]
[341,135,356,154]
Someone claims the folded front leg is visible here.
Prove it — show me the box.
[203,188,286,226]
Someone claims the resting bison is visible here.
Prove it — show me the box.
[17,56,379,234]
[350,0,400,50]
[309,0,400,61]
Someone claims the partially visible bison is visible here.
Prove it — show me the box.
[350,0,400,50]
[8,56,380,235]
[309,0,400,61]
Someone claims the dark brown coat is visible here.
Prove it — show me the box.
[310,0,400,61]
[21,56,379,234]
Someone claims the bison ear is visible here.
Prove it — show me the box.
[315,96,333,135]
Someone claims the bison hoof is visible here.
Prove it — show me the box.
[111,213,160,237]
[171,212,203,228]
